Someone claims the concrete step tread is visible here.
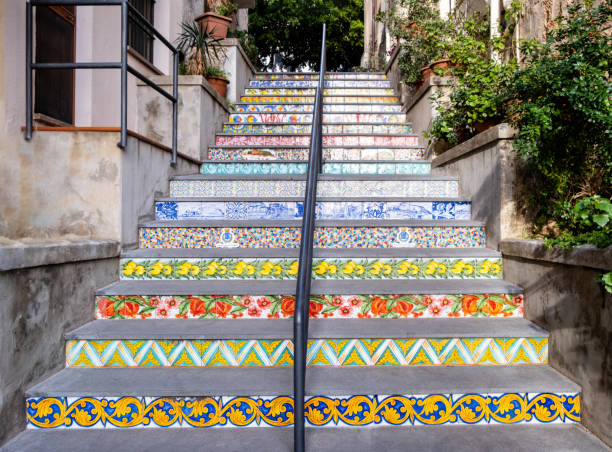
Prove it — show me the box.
[199,160,427,164]
[97,280,523,296]
[215,133,414,137]
[172,174,445,182]
[121,248,500,259]
[3,425,608,452]
[208,145,421,149]
[224,122,412,126]
[155,197,470,203]
[67,318,547,340]
[139,219,486,228]
[26,366,580,397]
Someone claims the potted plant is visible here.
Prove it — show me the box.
[205,66,230,97]
[196,0,238,39]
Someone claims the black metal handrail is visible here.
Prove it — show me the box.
[294,23,326,452]
[25,0,179,165]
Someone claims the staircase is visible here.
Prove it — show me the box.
[5,71,609,452]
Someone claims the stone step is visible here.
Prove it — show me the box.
[229,113,407,124]
[153,198,471,221]
[215,135,418,147]
[207,146,424,161]
[240,96,398,104]
[24,366,580,429]
[234,104,404,113]
[245,88,396,96]
[96,278,524,320]
[249,80,392,88]
[221,123,413,135]
[254,72,388,80]
[137,220,487,249]
[64,318,548,368]
[199,161,429,175]
[5,425,609,452]
[169,176,456,198]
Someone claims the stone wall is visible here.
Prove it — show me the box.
[0,240,119,447]
[431,124,529,249]
[501,239,612,447]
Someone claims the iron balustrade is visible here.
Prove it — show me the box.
[294,23,326,452]
[25,0,179,165]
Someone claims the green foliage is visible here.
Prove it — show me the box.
[175,21,223,75]
[248,0,364,71]
[602,272,612,294]
[228,29,259,67]
[204,65,229,79]
[215,0,238,17]
[507,1,612,225]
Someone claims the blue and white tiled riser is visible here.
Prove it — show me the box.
[200,162,431,175]
[155,201,471,221]
[234,104,403,113]
[170,180,459,198]
[249,80,392,88]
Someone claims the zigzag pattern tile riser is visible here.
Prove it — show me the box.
[155,201,471,221]
[200,162,430,175]
[95,294,524,320]
[206,147,425,161]
[215,136,419,146]
[229,113,406,124]
[235,105,403,113]
[66,337,548,368]
[221,124,414,135]
[244,89,396,96]
[249,81,392,88]
[120,257,501,281]
[138,227,486,249]
[170,180,455,198]
[26,393,580,428]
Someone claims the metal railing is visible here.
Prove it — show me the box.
[25,0,179,165]
[294,23,326,452]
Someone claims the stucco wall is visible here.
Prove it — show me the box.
[501,239,612,447]
[0,240,119,447]
[219,38,256,104]
[137,75,229,161]
[431,124,529,249]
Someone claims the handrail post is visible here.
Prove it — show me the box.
[119,0,128,149]
[171,51,178,166]
[294,23,326,452]
[25,0,33,140]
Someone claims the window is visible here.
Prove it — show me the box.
[128,0,155,63]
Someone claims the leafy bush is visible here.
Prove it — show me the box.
[228,29,259,67]
[507,1,612,225]
[176,21,223,76]
[215,0,238,17]
[204,65,229,79]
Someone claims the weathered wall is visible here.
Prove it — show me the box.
[137,75,229,161]
[431,124,529,249]
[501,239,612,448]
[384,47,415,108]
[219,38,256,104]
[121,135,199,248]
[0,240,119,447]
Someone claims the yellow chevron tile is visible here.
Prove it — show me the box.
[259,340,285,356]
[276,348,294,366]
[139,349,162,366]
[460,339,480,354]
[71,349,93,367]
[206,349,230,366]
[529,338,548,355]
[172,349,197,366]
[157,340,179,355]
[364,339,384,355]
[411,349,433,365]
[510,347,533,364]
[340,347,365,366]
[105,349,129,367]
[241,348,265,366]
[428,339,450,355]
[89,340,113,355]
[443,348,467,365]
[397,339,417,355]
[375,348,400,366]
[477,347,500,365]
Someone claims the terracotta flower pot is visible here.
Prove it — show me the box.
[420,66,434,82]
[473,119,498,134]
[196,12,232,39]
[429,58,456,75]
[207,75,229,97]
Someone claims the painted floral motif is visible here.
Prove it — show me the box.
[66,336,547,367]
[243,88,395,96]
[120,258,502,281]
[26,393,580,429]
[221,123,413,135]
[232,104,402,113]
[95,293,523,320]
[215,135,419,146]
[248,80,392,88]
[228,113,405,124]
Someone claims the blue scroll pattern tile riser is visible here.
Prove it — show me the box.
[221,124,414,135]
[200,162,431,175]
[155,201,471,221]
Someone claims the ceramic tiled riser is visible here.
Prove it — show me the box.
[253,73,388,80]
[228,113,407,124]
[170,180,457,198]
[215,135,419,146]
[199,162,430,175]
[206,147,425,161]
[249,80,392,88]
[235,104,403,113]
[240,96,397,104]
[222,124,413,135]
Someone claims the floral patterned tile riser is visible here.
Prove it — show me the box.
[206,147,425,161]
[137,226,486,249]
[120,257,501,281]
[215,135,419,147]
[249,80,392,88]
[199,162,430,175]
[234,104,403,113]
[154,201,471,221]
[170,180,454,199]
[244,88,396,96]
[66,337,547,368]
[229,113,406,124]
[221,124,414,135]
[95,294,524,320]
[240,96,398,104]
[26,393,580,429]
[253,73,388,80]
